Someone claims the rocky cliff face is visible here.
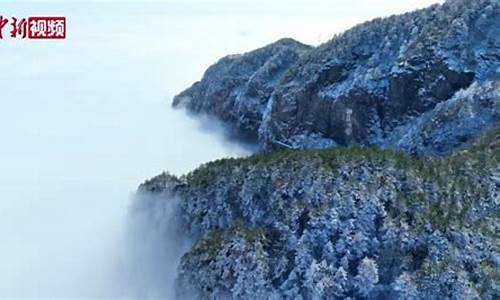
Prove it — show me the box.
[173,38,311,140]
[139,129,499,299]
[138,0,500,299]
[173,0,499,155]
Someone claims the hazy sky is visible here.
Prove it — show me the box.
[0,1,443,297]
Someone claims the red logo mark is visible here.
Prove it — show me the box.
[0,16,8,39]
[10,17,28,38]
[28,17,66,39]
[0,16,66,40]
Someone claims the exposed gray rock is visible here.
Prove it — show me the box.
[173,38,311,140]
[383,80,500,155]
[173,0,500,155]
[137,1,500,298]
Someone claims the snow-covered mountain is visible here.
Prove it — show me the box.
[138,1,500,298]
[174,0,499,155]
[139,129,499,299]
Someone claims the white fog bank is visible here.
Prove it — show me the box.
[0,1,442,298]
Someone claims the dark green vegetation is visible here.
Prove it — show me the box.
[141,0,500,297]
[140,128,499,299]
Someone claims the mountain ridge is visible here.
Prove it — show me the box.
[138,1,500,298]
[173,0,499,155]
[139,127,499,299]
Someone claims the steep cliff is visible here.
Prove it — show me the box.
[139,128,499,299]
[139,0,500,298]
[173,38,312,140]
[173,0,500,155]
